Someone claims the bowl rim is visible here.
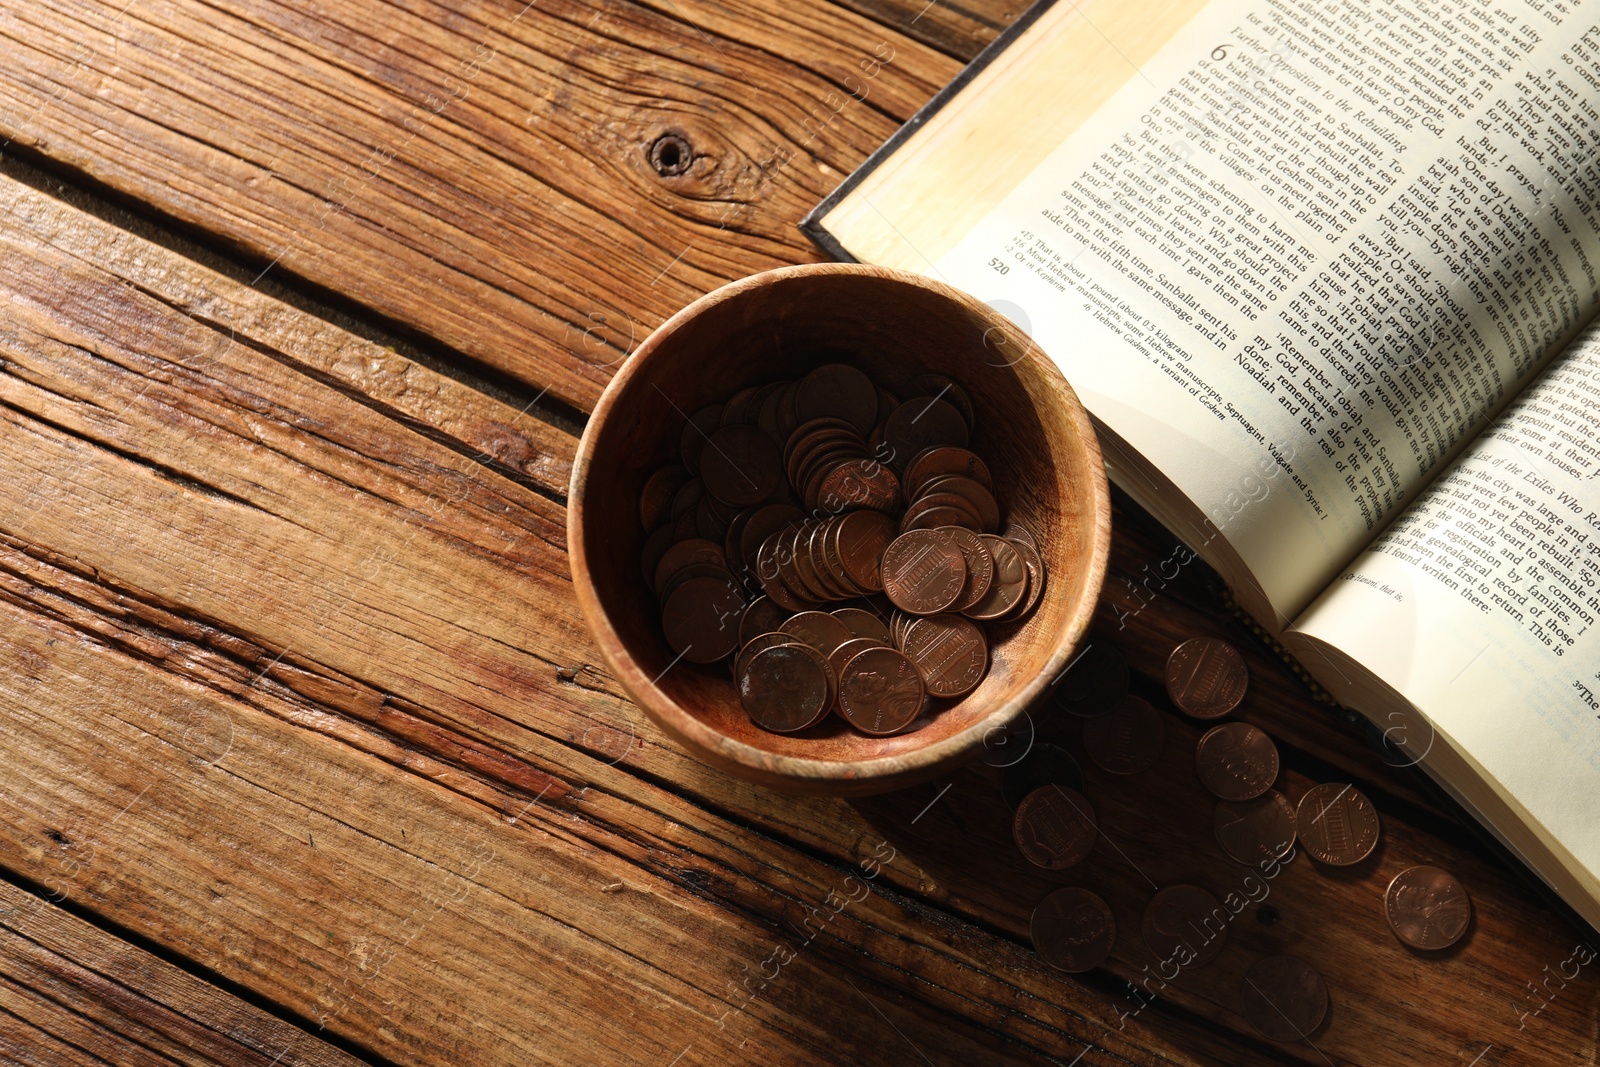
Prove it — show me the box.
[567,262,1111,788]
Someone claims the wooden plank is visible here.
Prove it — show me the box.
[0,0,962,409]
[0,881,363,1066]
[2,170,1599,1064]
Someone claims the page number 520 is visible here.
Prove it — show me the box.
[989,257,1010,275]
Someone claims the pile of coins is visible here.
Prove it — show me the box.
[1006,633,1472,1043]
[640,363,1045,737]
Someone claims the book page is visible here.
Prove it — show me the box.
[924,0,1600,624]
[1292,323,1600,905]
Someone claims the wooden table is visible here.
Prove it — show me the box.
[0,2,1594,1064]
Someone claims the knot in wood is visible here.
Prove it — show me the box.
[648,133,693,177]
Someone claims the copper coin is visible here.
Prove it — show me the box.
[901,490,983,530]
[1195,723,1279,801]
[1081,696,1166,775]
[881,530,967,615]
[901,613,988,698]
[653,538,727,598]
[905,446,992,498]
[661,562,736,602]
[739,643,833,733]
[640,525,677,587]
[1385,866,1471,950]
[702,424,782,507]
[938,526,994,611]
[785,522,836,603]
[1213,792,1297,866]
[805,521,855,600]
[755,534,813,612]
[640,465,691,531]
[740,504,802,569]
[915,474,999,532]
[831,509,897,593]
[1241,956,1328,1042]
[1012,785,1097,869]
[757,381,790,440]
[1001,536,1046,621]
[1141,885,1228,969]
[795,362,879,436]
[902,373,975,429]
[1165,637,1249,719]
[962,534,1027,620]
[661,576,744,663]
[1002,521,1039,551]
[900,504,980,533]
[831,607,890,643]
[836,646,926,736]
[718,384,763,426]
[1002,742,1084,809]
[734,631,798,683]
[828,636,885,680]
[1055,642,1129,717]
[679,404,723,473]
[670,477,703,521]
[817,458,900,514]
[780,610,854,655]
[1296,783,1381,866]
[1031,887,1115,973]
[883,398,968,468]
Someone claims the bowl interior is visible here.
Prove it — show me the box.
[575,267,1105,785]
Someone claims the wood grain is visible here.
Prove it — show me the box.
[0,165,1597,1065]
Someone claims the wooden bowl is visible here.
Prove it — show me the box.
[568,264,1110,795]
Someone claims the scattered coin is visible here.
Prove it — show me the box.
[1001,742,1085,809]
[1013,785,1097,869]
[1081,696,1166,775]
[739,643,833,733]
[1142,885,1228,969]
[836,646,926,736]
[1165,636,1249,719]
[1385,866,1471,950]
[1032,887,1115,973]
[1055,642,1129,718]
[1213,792,1296,866]
[1195,722,1279,801]
[881,530,967,615]
[1296,783,1381,866]
[1240,956,1328,1042]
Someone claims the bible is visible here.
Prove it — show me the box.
[803,0,1600,928]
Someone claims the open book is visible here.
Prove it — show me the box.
[804,0,1600,929]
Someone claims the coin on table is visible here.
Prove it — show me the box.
[900,613,988,698]
[962,534,1028,620]
[836,646,926,736]
[1195,722,1279,801]
[1213,792,1296,866]
[938,526,994,611]
[1081,696,1166,775]
[1165,636,1249,719]
[881,529,967,615]
[1012,785,1097,869]
[1001,742,1085,809]
[1031,887,1115,973]
[1240,956,1328,1042]
[1141,885,1228,969]
[661,577,745,663]
[1385,865,1471,950]
[1295,783,1380,866]
[830,607,890,644]
[779,610,854,656]
[739,643,833,733]
[1054,642,1129,718]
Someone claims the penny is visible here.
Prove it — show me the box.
[831,607,891,643]
[1002,521,1039,551]
[734,631,799,684]
[795,363,879,436]
[1385,866,1471,950]
[756,381,789,440]
[739,643,833,733]
[900,613,988,698]
[1002,742,1085,809]
[960,534,1027,620]
[1296,783,1381,866]
[661,561,736,602]
[1013,785,1097,869]
[828,636,885,680]
[653,538,727,598]
[694,491,732,541]
[679,404,723,473]
[916,475,999,532]
[1195,723,1279,801]
[1054,642,1129,717]
[640,465,691,531]
[883,397,969,468]
[755,535,813,612]
[1141,885,1228,969]
[785,522,835,603]
[780,610,854,655]
[1240,956,1328,1042]
[1001,536,1046,622]
[700,424,782,507]
[1165,637,1249,719]
[836,646,926,735]
[900,505,980,534]
[817,458,900,513]
[938,526,994,611]
[1031,887,1115,973]
[670,477,704,521]
[1213,792,1296,866]
[640,525,677,587]
[661,576,744,663]
[740,504,802,569]
[719,384,764,427]
[1081,696,1166,775]
[881,530,967,615]
[831,509,897,593]
[905,446,992,498]
[901,373,975,430]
